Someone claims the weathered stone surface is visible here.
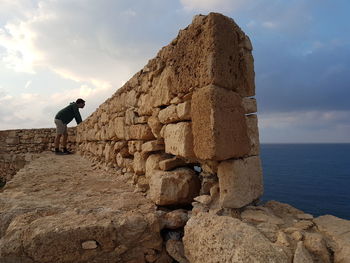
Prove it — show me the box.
[217,156,263,208]
[0,154,163,263]
[142,140,165,153]
[183,213,289,263]
[128,124,155,140]
[304,232,331,263]
[166,240,189,263]
[176,101,191,121]
[161,209,189,229]
[159,157,186,171]
[246,114,260,155]
[241,209,284,225]
[133,152,149,175]
[293,241,314,263]
[149,168,200,205]
[163,122,195,158]
[158,105,178,124]
[314,215,350,263]
[147,115,163,139]
[191,84,250,160]
[242,97,257,114]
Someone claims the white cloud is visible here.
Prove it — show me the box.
[259,110,350,143]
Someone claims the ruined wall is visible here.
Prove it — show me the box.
[77,13,262,209]
[0,128,76,182]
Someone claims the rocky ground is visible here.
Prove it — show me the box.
[1,152,349,263]
[0,153,172,263]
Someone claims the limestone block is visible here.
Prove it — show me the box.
[217,156,263,208]
[6,137,19,145]
[145,153,170,179]
[304,232,331,263]
[242,97,257,114]
[166,240,189,263]
[149,168,200,205]
[133,152,150,175]
[246,114,260,156]
[159,157,187,171]
[135,116,148,124]
[293,241,314,263]
[158,104,178,124]
[191,85,250,160]
[116,153,133,169]
[183,213,289,263]
[142,140,164,153]
[147,115,163,139]
[150,66,174,107]
[176,101,191,121]
[125,109,136,125]
[127,124,155,140]
[163,122,195,158]
[137,93,153,116]
[128,141,143,155]
[314,215,350,263]
[114,117,125,139]
[161,209,189,229]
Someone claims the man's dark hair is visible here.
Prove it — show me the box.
[76,98,85,104]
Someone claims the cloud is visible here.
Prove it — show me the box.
[259,110,350,143]
[180,0,254,12]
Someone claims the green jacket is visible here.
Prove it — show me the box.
[55,102,82,124]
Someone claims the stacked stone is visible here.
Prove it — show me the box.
[0,128,76,182]
[77,13,262,210]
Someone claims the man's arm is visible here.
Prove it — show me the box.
[73,104,83,124]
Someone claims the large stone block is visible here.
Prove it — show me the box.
[217,156,263,208]
[154,13,255,96]
[191,85,250,160]
[163,122,195,158]
[183,213,289,263]
[127,125,155,140]
[149,168,200,205]
[246,114,260,156]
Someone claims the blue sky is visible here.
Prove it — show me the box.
[0,0,349,143]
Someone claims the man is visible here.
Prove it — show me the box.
[54,98,85,154]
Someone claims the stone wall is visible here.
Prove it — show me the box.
[0,128,76,182]
[76,13,262,209]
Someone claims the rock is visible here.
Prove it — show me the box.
[133,152,150,175]
[183,213,289,263]
[293,241,314,263]
[147,115,163,139]
[82,240,98,250]
[161,209,189,229]
[163,122,195,158]
[176,101,191,121]
[293,220,314,230]
[291,231,303,241]
[0,154,163,263]
[276,231,290,247]
[193,195,212,205]
[166,240,189,263]
[218,156,263,208]
[149,168,200,206]
[159,157,186,171]
[128,124,155,140]
[256,223,279,242]
[142,140,165,153]
[246,114,260,155]
[296,213,314,220]
[241,209,284,225]
[242,97,257,114]
[304,232,331,263]
[191,84,250,160]
[158,105,178,124]
[314,215,350,263]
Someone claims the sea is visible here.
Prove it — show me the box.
[260,143,350,220]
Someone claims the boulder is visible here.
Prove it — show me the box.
[191,84,250,160]
[217,156,263,208]
[314,215,350,263]
[149,168,200,206]
[183,213,289,263]
[163,122,195,158]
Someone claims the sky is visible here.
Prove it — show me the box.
[0,0,349,143]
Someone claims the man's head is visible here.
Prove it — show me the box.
[76,98,85,108]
